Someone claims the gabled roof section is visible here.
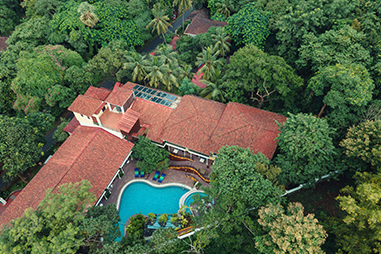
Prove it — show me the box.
[184,15,227,35]
[161,96,225,154]
[63,117,80,134]
[210,103,287,158]
[84,86,111,101]
[131,98,173,143]
[0,126,133,227]
[68,95,104,116]
[116,108,141,133]
[105,86,134,107]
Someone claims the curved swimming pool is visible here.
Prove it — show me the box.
[184,192,207,207]
[116,180,191,240]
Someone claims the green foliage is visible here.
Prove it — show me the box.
[226,3,270,49]
[199,68,229,102]
[179,78,200,96]
[158,213,168,224]
[297,25,371,73]
[11,44,84,114]
[0,180,96,253]
[78,2,99,28]
[132,136,170,173]
[274,0,357,66]
[0,0,23,35]
[308,64,375,130]
[146,3,171,42]
[340,120,381,169]
[50,1,143,55]
[226,44,303,110]
[195,47,224,81]
[275,113,337,186]
[255,202,327,253]
[125,213,145,247]
[0,115,43,181]
[335,171,381,253]
[195,146,284,252]
[21,0,66,17]
[25,112,55,141]
[81,204,121,252]
[53,117,70,143]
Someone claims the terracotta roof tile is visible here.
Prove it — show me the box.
[0,127,133,227]
[131,98,173,143]
[116,108,141,133]
[105,86,133,106]
[68,95,104,116]
[63,117,80,134]
[0,37,9,52]
[184,15,227,35]
[84,86,111,101]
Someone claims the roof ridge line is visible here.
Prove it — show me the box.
[51,128,99,192]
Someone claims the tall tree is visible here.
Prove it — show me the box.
[195,47,224,81]
[0,116,43,183]
[172,0,192,32]
[308,64,374,130]
[211,26,231,58]
[336,171,381,254]
[226,44,303,109]
[275,113,337,186]
[225,3,270,49]
[77,2,99,28]
[340,120,381,170]
[145,56,170,88]
[146,3,172,45]
[256,202,327,253]
[123,51,149,84]
[215,0,235,19]
[195,146,284,253]
[0,181,96,253]
[155,44,178,68]
[199,68,229,102]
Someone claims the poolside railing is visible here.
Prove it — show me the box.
[169,153,194,162]
[177,226,194,236]
[168,166,210,183]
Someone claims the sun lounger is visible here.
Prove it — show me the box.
[158,173,166,183]
[134,168,139,178]
[140,171,145,177]
[152,171,160,181]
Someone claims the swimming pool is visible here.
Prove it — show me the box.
[116,180,191,240]
[184,192,207,207]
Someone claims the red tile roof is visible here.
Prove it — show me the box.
[131,98,173,143]
[161,96,286,158]
[191,64,206,88]
[63,117,80,134]
[105,86,133,107]
[84,86,111,101]
[0,37,8,52]
[0,126,133,227]
[116,108,141,133]
[169,36,179,50]
[68,95,104,116]
[184,15,227,35]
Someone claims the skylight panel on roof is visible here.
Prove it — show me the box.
[135,92,142,97]
[159,99,168,105]
[132,84,177,107]
[142,87,148,92]
[164,101,172,106]
[156,98,162,104]
[133,85,140,90]
[149,89,156,95]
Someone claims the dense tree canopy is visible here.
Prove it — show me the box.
[195,146,284,253]
[275,113,337,186]
[256,202,327,253]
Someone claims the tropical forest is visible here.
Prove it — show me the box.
[0,0,380,253]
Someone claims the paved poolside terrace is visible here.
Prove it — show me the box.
[99,154,212,208]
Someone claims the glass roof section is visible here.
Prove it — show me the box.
[132,85,178,107]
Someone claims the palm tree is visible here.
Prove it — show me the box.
[162,69,179,92]
[146,3,172,45]
[155,44,178,68]
[195,47,224,81]
[173,0,192,32]
[123,51,149,84]
[212,27,231,58]
[176,62,193,81]
[215,0,235,19]
[77,2,99,28]
[200,68,229,102]
[145,56,169,88]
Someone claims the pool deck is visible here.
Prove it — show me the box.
[99,158,211,208]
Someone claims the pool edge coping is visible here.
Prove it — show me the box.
[116,179,193,211]
[179,189,205,209]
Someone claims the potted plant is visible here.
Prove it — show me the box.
[148,213,157,225]
[170,214,180,227]
[158,213,168,227]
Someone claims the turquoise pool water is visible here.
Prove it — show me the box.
[117,182,189,240]
[184,192,207,207]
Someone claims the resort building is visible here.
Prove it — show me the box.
[0,81,286,227]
